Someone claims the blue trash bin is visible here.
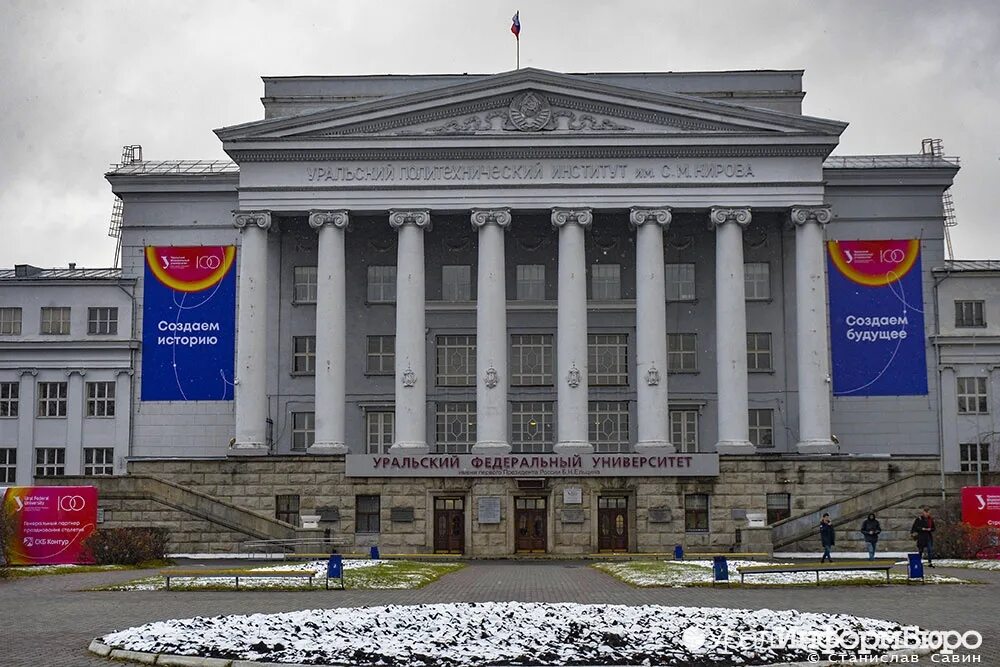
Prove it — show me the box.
[369,545,380,560]
[674,544,684,560]
[713,556,729,583]
[907,553,924,580]
[326,554,344,589]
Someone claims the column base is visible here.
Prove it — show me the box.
[308,441,348,455]
[389,441,430,455]
[715,439,755,455]
[554,440,594,455]
[634,440,677,454]
[796,438,838,454]
[471,441,511,454]
[228,441,268,457]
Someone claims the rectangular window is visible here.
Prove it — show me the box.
[955,300,986,328]
[367,265,397,303]
[84,448,114,476]
[747,332,773,372]
[293,266,317,303]
[590,264,621,301]
[588,333,628,386]
[749,409,774,448]
[516,264,546,300]
[87,307,119,335]
[34,448,65,477]
[291,412,315,452]
[0,449,15,483]
[366,410,394,454]
[442,265,472,302]
[665,263,696,301]
[40,307,71,335]
[685,494,709,532]
[435,402,477,454]
[670,409,699,453]
[744,262,771,300]
[510,401,554,453]
[275,494,300,526]
[766,493,791,524]
[0,307,22,335]
[293,336,316,374]
[0,382,19,418]
[366,335,395,375]
[436,335,476,386]
[957,377,989,414]
[667,333,698,372]
[511,334,553,386]
[355,495,381,533]
[86,381,116,418]
[37,382,67,417]
[959,443,991,473]
[589,401,630,453]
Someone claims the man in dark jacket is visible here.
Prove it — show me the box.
[819,513,835,563]
[910,507,935,567]
[860,513,882,560]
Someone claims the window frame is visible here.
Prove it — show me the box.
[355,494,381,534]
[766,492,791,524]
[746,332,773,372]
[590,263,622,301]
[749,408,775,448]
[84,447,115,476]
[441,264,472,302]
[670,409,699,453]
[365,335,395,375]
[365,409,394,454]
[0,448,15,483]
[86,381,116,418]
[37,382,68,418]
[665,263,696,301]
[291,411,315,452]
[435,334,476,387]
[87,307,119,336]
[34,447,65,477]
[510,333,554,386]
[744,262,771,300]
[957,376,989,415]
[292,335,317,375]
[589,400,630,453]
[510,401,554,453]
[588,333,629,386]
[366,265,397,303]
[515,264,546,301]
[684,493,710,532]
[0,381,19,418]
[435,401,477,454]
[954,300,986,328]
[293,265,318,304]
[0,307,23,335]
[275,494,301,526]
[959,443,991,473]
[667,333,698,373]
[40,307,71,335]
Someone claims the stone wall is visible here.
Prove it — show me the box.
[98,496,253,554]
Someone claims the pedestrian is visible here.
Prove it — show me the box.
[860,512,882,560]
[910,507,935,567]
[819,513,835,563]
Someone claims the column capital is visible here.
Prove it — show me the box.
[790,205,833,227]
[113,368,134,377]
[470,208,512,229]
[551,207,593,229]
[389,209,431,230]
[629,207,672,229]
[233,210,272,230]
[64,369,86,378]
[308,210,350,230]
[17,368,38,377]
[709,206,752,229]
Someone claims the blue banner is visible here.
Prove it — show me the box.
[141,246,237,401]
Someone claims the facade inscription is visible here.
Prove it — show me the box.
[345,453,720,477]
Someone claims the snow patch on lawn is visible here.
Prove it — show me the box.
[925,559,1000,571]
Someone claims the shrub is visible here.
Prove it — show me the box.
[0,505,13,577]
[82,527,169,565]
[933,521,1000,559]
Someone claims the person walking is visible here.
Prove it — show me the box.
[860,513,882,560]
[910,507,935,567]
[819,513,835,563]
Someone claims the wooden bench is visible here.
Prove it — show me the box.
[682,552,769,560]
[737,559,898,585]
[161,569,315,590]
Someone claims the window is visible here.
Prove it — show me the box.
[511,334,553,386]
[667,333,698,372]
[435,402,476,454]
[442,265,472,301]
[37,382,67,417]
[510,401,554,453]
[0,382,18,418]
[86,381,116,417]
[959,443,991,473]
[749,409,774,448]
[293,266,317,303]
[367,265,396,303]
[589,401,630,453]
[744,262,770,300]
[766,493,791,524]
[293,336,316,374]
[0,307,22,335]
[957,377,988,414]
[591,264,621,301]
[516,264,546,300]
[955,300,986,328]
[366,336,395,375]
[275,494,300,526]
[665,263,695,301]
[436,335,476,386]
[84,448,114,476]
[355,495,381,533]
[34,448,65,477]
[87,307,118,335]
[685,494,709,532]
[291,412,315,451]
[366,410,394,454]
[588,333,628,385]
[747,333,773,372]
[40,307,71,335]
[670,409,699,453]
[0,449,15,483]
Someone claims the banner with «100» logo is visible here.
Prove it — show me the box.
[1,486,98,565]
[141,246,237,401]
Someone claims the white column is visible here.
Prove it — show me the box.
[631,207,674,453]
[65,369,85,474]
[231,210,271,455]
[113,369,133,475]
[16,368,37,485]
[791,206,837,453]
[389,210,431,454]
[471,208,511,454]
[308,210,350,454]
[710,206,754,454]
[552,207,593,454]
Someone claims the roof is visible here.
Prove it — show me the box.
[824,154,960,169]
[106,160,238,176]
[933,261,1000,273]
[0,266,122,280]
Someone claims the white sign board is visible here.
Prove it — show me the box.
[477,497,502,524]
[345,453,720,477]
[563,487,583,504]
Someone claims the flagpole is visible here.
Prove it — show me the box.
[517,37,520,70]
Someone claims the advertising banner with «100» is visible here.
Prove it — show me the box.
[346,453,719,477]
[1,486,98,565]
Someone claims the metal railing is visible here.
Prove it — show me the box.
[238,537,350,557]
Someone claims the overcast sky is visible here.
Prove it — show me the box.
[2,0,997,268]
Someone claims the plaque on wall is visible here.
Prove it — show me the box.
[318,507,341,522]
[561,509,585,524]
[563,487,583,505]
[390,507,414,523]
[648,507,673,524]
[477,496,502,524]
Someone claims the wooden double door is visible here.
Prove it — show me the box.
[598,496,629,552]
[515,497,547,552]
[433,497,465,554]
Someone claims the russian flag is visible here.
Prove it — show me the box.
[511,11,521,38]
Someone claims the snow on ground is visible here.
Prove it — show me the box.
[928,559,1000,570]
[99,602,931,666]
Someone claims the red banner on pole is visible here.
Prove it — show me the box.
[961,486,1000,528]
[1,486,98,565]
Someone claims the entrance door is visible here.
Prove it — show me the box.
[433,497,465,554]
[598,496,629,552]
[515,497,547,552]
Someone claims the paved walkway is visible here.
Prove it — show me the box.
[1,560,996,665]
